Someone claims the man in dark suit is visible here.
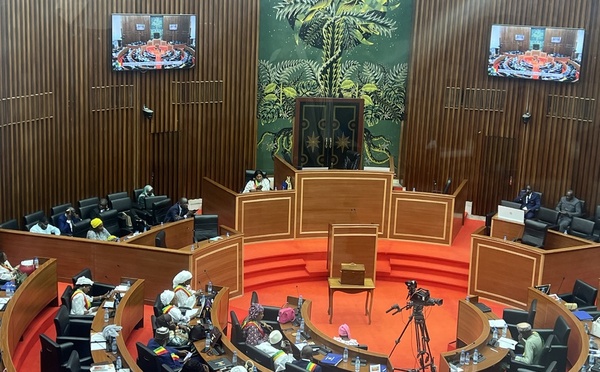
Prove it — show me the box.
[293,345,322,372]
[514,185,541,219]
[57,207,82,235]
[164,197,194,223]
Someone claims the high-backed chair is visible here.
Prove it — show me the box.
[286,362,309,372]
[78,204,96,220]
[509,335,556,372]
[71,268,116,299]
[535,315,570,349]
[23,209,46,231]
[78,197,99,208]
[155,230,166,248]
[532,207,559,231]
[194,214,219,242]
[107,191,128,206]
[558,279,598,309]
[99,209,122,236]
[53,306,92,359]
[230,310,246,352]
[514,219,548,248]
[592,205,600,239]
[568,216,598,241]
[152,198,172,225]
[133,188,145,203]
[64,350,82,372]
[39,333,91,372]
[72,219,91,238]
[51,203,72,217]
[153,292,164,317]
[0,219,19,230]
[136,342,162,372]
[502,299,537,340]
[111,197,132,214]
[516,361,557,372]
[246,343,275,370]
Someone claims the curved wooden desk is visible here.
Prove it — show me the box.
[0,258,58,372]
[91,278,145,371]
[281,298,392,371]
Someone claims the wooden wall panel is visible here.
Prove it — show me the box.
[0,0,259,224]
[403,0,600,215]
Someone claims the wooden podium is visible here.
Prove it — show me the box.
[327,224,378,324]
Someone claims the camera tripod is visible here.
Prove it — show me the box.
[389,304,436,372]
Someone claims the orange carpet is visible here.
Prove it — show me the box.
[17,217,507,371]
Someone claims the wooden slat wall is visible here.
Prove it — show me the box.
[0,0,258,224]
[404,0,600,215]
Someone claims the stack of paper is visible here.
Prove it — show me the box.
[90,332,106,351]
[489,319,507,328]
[497,337,518,350]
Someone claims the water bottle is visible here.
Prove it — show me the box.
[232,350,238,365]
[104,308,110,323]
[465,352,470,365]
[581,364,587,372]
[465,296,470,303]
[473,349,479,365]
[459,350,465,365]
[354,356,360,372]
[207,281,213,294]
[295,330,301,344]
[205,331,211,351]
[502,324,508,338]
[33,257,39,269]
[226,232,230,238]
[7,280,14,297]
[115,355,122,370]
[143,225,147,233]
[298,295,303,308]
[493,327,499,341]
[590,352,596,366]
[191,244,195,252]
[253,366,257,372]
[111,336,117,354]
[343,347,349,363]
[300,319,305,332]
[126,280,131,288]
[503,235,507,241]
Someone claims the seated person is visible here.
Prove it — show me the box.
[243,170,271,193]
[155,313,190,347]
[242,303,273,346]
[86,218,118,241]
[172,270,203,309]
[555,189,582,232]
[58,207,82,235]
[70,276,112,315]
[89,198,110,220]
[148,327,190,370]
[29,216,61,235]
[293,345,322,372]
[138,185,155,210]
[160,289,191,324]
[164,198,195,223]
[333,324,359,347]
[255,330,296,372]
[509,322,543,365]
[513,185,541,219]
[0,251,19,282]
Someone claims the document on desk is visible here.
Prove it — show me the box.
[185,308,199,318]
[488,319,507,328]
[114,284,130,292]
[90,332,107,350]
[497,337,518,350]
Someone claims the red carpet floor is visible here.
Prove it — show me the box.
[18,217,507,371]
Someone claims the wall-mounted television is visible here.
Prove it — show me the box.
[487,24,585,83]
[111,14,196,71]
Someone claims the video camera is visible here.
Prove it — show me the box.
[405,280,443,307]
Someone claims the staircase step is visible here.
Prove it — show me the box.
[245,258,306,277]
[245,269,311,290]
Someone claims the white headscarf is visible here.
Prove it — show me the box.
[160,290,175,306]
[172,270,193,288]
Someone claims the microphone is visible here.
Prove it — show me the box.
[204,269,212,283]
[386,304,399,313]
[555,276,565,294]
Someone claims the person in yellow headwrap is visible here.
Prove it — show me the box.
[86,218,118,241]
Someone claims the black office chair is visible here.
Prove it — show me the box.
[194,214,219,242]
[229,310,246,352]
[23,209,46,231]
[246,343,275,370]
[136,341,162,372]
[78,205,96,220]
[509,335,556,372]
[71,268,116,300]
[53,306,93,359]
[72,219,91,238]
[286,363,309,372]
[51,203,73,217]
[133,188,145,203]
[514,219,548,248]
[502,299,537,340]
[568,216,598,241]
[152,198,172,225]
[532,207,559,231]
[557,279,598,310]
[343,150,361,170]
[153,292,164,317]
[78,197,99,208]
[516,361,557,372]
[107,191,128,206]
[99,209,122,236]
[64,350,82,372]
[0,219,19,230]
[155,230,166,248]
[39,333,91,372]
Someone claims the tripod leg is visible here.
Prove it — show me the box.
[388,314,413,358]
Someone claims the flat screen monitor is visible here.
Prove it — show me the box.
[111,14,196,71]
[488,24,585,82]
[497,205,525,224]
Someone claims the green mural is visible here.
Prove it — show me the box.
[257,0,413,172]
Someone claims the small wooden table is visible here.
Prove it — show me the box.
[328,277,375,324]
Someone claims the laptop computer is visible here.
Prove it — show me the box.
[497,205,525,224]
[535,284,551,294]
[500,200,522,209]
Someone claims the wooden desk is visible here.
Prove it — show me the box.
[91,279,145,371]
[282,298,392,371]
[327,278,375,325]
[439,298,508,372]
[0,258,58,372]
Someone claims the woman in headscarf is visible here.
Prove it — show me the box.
[138,185,155,209]
[71,276,112,315]
[241,303,273,346]
[160,289,191,325]
[172,270,203,309]
[333,323,359,346]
